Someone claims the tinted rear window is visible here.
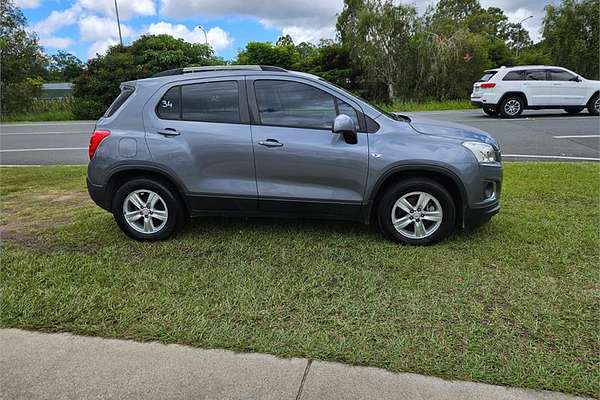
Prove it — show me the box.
[105,86,134,117]
[156,81,240,123]
[526,70,547,80]
[478,72,496,82]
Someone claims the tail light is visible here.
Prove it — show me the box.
[89,129,110,159]
[480,83,496,89]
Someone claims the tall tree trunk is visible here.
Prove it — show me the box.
[387,82,395,102]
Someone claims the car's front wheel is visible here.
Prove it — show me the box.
[377,178,456,245]
[113,178,184,241]
[499,96,524,118]
[564,107,584,114]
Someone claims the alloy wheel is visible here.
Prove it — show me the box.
[122,189,169,234]
[391,191,443,239]
[504,99,521,116]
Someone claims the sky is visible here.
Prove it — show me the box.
[17,0,559,62]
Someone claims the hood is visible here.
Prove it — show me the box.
[400,114,499,149]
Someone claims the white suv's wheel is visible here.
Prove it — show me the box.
[499,96,524,118]
[588,93,599,116]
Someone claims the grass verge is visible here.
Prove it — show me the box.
[1,110,76,123]
[1,163,598,397]
[379,99,473,112]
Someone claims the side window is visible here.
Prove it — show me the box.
[105,86,135,117]
[337,99,359,129]
[182,81,240,123]
[526,70,547,81]
[156,86,181,120]
[254,80,336,129]
[549,70,576,81]
[503,71,524,81]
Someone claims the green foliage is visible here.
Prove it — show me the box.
[236,41,300,69]
[542,0,600,79]
[0,0,48,114]
[73,34,223,119]
[47,51,84,82]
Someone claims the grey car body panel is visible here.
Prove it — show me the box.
[87,68,502,227]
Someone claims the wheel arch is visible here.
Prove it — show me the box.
[366,165,467,227]
[499,91,528,107]
[105,165,190,216]
[587,90,599,104]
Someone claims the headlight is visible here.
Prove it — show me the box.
[462,141,497,163]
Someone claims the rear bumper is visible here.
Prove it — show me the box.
[471,100,483,108]
[87,178,111,212]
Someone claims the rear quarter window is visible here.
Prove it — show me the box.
[104,86,134,117]
[478,72,496,82]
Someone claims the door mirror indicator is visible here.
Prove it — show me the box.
[332,114,358,144]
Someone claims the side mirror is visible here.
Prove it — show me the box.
[332,114,358,144]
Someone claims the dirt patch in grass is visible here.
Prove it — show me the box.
[0,189,91,248]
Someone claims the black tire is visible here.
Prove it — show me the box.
[587,93,599,116]
[112,178,185,241]
[377,178,456,245]
[498,95,524,118]
[564,107,584,114]
[482,106,497,116]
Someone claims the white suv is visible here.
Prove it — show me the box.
[470,65,600,118]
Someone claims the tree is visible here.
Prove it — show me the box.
[47,51,84,82]
[0,0,48,114]
[73,34,222,119]
[235,40,300,69]
[542,0,599,79]
[338,0,418,101]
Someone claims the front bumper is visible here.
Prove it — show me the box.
[463,163,502,229]
[464,199,500,229]
[87,178,111,212]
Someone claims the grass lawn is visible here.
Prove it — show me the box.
[379,99,473,112]
[1,163,598,397]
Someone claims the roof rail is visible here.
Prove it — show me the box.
[152,65,287,77]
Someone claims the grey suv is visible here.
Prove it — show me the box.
[87,65,502,245]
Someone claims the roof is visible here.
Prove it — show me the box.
[151,65,287,78]
[485,65,565,73]
[42,82,74,90]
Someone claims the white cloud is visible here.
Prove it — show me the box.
[76,0,156,20]
[159,0,342,44]
[15,0,41,8]
[147,22,233,51]
[79,15,133,42]
[88,38,119,59]
[32,7,80,37]
[39,36,75,49]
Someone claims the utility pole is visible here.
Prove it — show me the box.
[114,0,123,47]
[196,25,208,45]
[516,15,533,57]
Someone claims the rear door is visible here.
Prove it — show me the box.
[522,69,552,105]
[144,77,258,212]
[247,77,369,219]
[548,69,587,106]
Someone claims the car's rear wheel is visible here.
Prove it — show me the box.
[482,106,497,116]
[377,178,456,245]
[113,178,184,241]
[587,93,599,116]
[499,96,524,118]
[564,107,585,114]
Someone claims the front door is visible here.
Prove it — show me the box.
[548,69,587,106]
[248,78,369,219]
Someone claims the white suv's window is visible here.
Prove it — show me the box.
[502,71,525,81]
[478,72,496,82]
[525,70,547,81]
[549,70,576,81]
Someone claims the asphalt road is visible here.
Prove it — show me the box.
[0,109,598,165]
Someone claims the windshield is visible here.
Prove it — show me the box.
[317,78,405,121]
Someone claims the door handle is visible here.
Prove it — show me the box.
[258,138,283,148]
[157,128,180,136]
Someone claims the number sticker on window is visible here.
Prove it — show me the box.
[161,100,173,109]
